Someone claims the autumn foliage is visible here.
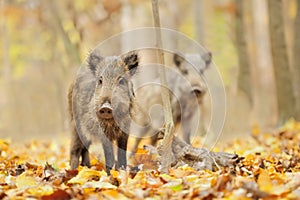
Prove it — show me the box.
[0,120,299,199]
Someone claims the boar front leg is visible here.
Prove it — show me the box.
[70,128,91,169]
[102,137,115,174]
[117,133,128,169]
[182,123,191,144]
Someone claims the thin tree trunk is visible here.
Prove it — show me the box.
[151,0,174,173]
[294,0,300,120]
[0,3,13,136]
[1,18,11,97]
[46,0,81,65]
[268,0,296,124]
[235,0,252,106]
[193,0,205,45]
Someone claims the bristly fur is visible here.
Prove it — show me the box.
[69,50,140,174]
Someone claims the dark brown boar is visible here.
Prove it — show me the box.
[69,50,139,174]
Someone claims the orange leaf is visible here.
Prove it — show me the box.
[257,169,273,192]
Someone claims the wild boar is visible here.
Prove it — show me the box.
[69,50,139,174]
[131,51,211,152]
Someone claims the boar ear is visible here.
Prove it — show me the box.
[123,51,139,76]
[201,52,212,66]
[173,52,185,67]
[87,51,103,74]
[200,52,212,73]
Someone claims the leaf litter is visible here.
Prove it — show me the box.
[0,120,300,199]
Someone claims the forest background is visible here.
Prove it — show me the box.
[0,0,299,143]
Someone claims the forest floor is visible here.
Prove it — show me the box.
[1,120,300,199]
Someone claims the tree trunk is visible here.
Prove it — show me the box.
[251,0,277,127]
[151,0,175,173]
[193,0,205,45]
[1,16,11,105]
[235,0,252,106]
[294,0,300,120]
[268,0,296,124]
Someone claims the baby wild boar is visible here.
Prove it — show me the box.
[69,50,139,174]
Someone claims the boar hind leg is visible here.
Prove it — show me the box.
[131,138,142,155]
[70,128,91,169]
[150,132,159,146]
[182,121,191,144]
[131,126,152,155]
[80,147,90,167]
[117,134,129,169]
[183,132,191,144]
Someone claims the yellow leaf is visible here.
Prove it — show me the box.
[136,148,148,154]
[101,189,129,199]
[83,181,117,189]
[0,139,10,151]
[257,169,273,192]
[178,164,194,172]
[28,185,54,196]
[184,175,198,183]
[90,158,98,166]
[132,171,145,181]
[110,169,119,179]
[67,168,106,185]
[162,180,183,191]
[83,188,95,194]
[16,172,38,188]
[159,174,176,182]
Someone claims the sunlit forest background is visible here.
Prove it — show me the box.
[0,0,299,142]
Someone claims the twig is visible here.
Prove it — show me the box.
[151,0,174,173]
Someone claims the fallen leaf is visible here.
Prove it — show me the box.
[16,172,38,188]
[257,169,273,192]
[162,180,183,192]
[41,189,70,200]
[67,168,106,185]
[131,148,157,170]
[83,181,117,189]
[28,184,54,196]
[101,189,129,199]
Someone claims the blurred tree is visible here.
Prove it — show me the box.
[268,0,296,124]
[294,0,300,120]
[251,0,276,127]
[46,0,81,66]
[234,0,252,106]
[193,0,205,44]
[0,11,11,135]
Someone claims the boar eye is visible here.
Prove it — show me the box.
[118,77,126,86]
[182,69,188,75]
[98,77,103,85]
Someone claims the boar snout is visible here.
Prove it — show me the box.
[191,86,204,97]
[97,102,113,119]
